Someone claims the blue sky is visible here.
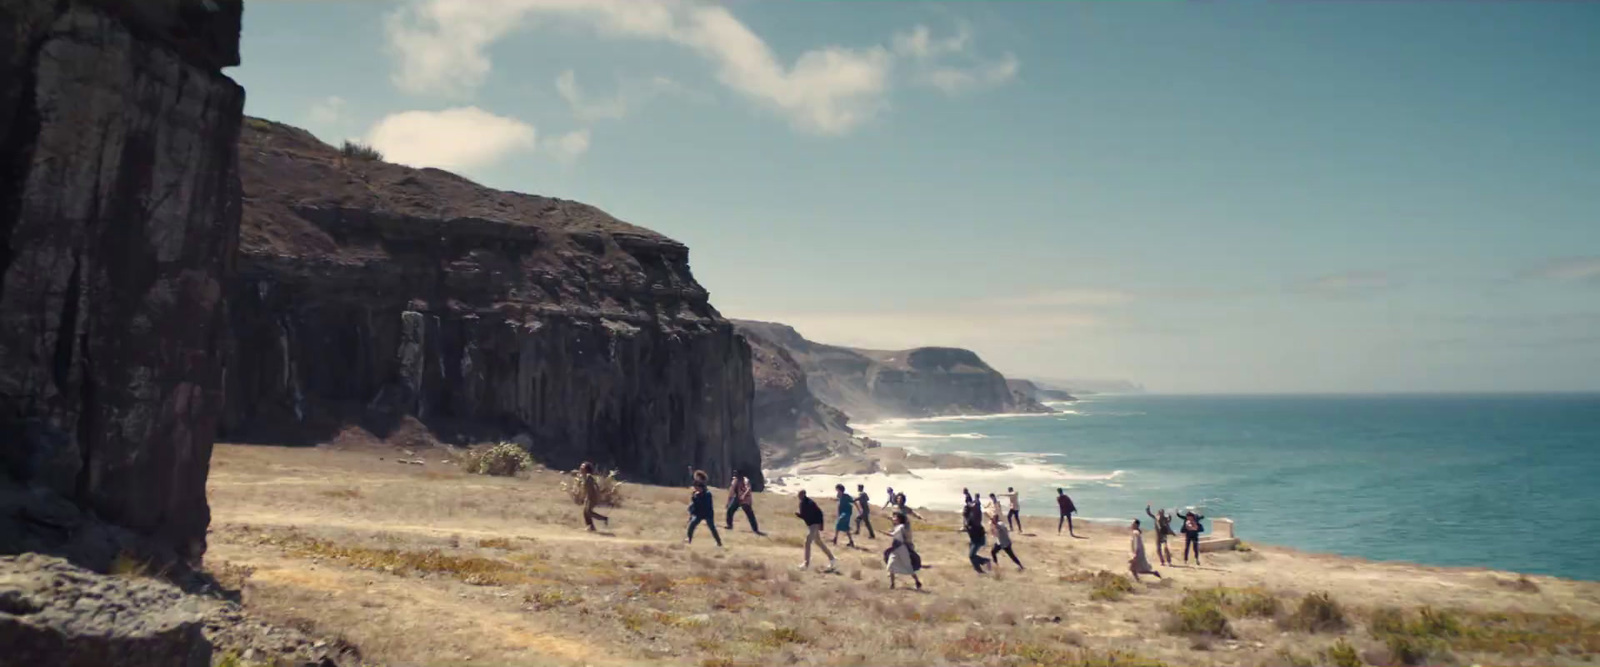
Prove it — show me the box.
[234,1,1599,393]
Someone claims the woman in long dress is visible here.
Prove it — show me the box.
[832,484,856,547]
[1128,519,1162,581]
[884,513,922,590]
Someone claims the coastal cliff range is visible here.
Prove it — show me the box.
[223,118,763,488]
[734,320,1052,472]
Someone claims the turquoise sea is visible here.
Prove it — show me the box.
[780,394,1600,581]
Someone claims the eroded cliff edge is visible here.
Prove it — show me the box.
[735,320,1051,424]
[224,119,763,489]
[0,0,244,566]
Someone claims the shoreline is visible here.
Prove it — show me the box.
[765,408,1599,584]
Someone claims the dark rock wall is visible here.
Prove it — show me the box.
[0,0,243,564]
[225,120,763,489]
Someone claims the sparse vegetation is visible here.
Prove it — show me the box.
[261,532,530,586]
[201,445,1600,667]
[318,487,362,500]
[1063,570,1137,602]
[1184,586,1281,618]
[1325,638,1363,667]
[340,140,383,161]
[460,442,535,477]
[1281,591,1348,633]
[1164,590,1234,638]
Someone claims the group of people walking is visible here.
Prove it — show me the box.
[573,462,1209,590]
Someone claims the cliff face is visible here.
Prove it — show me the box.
[224,119,762,489]
[0,0,243,565]
[742,326,863,469]
[733,321,1052,424]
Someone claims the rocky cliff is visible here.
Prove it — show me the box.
[0,0,244,566]
[1006,378,1076,404]
[733,321,1052,424]
[224,119,763,489]
[742,326,866,469]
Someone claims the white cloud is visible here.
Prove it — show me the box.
[546,128,591,162]
[1294,271,1397,298]
[892,24,970,60]
[308,96,346,125]
[893,23,1018,95]
[920,53,1020,94]
[991,288,1135,308]
[1521,257,1600,283]
[365,107,536,171]
[555,70,693,122]
[555,70,629,122]
[384,2,1017,134]
[741,310,1108,351]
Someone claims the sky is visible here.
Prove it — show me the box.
[234,0,1599,394]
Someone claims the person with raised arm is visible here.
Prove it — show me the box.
[1005,487,1023,532]
[1145,504,1176,566]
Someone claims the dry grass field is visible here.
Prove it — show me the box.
[204,444,1600,667]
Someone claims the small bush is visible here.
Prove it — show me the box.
[1064,570,1137,602]
[1188,586,1280,618]
[1271,648,1316,667]
[340,140,383,161]
[461,442,534,477]
[1368,606,1406,635]
[476,537,515,550]
[561,468,625,507]
[317,487,361,500]
[1165,590,1234,638]
[1324,639,1363,667]
[1384,633,1442,666]
[1281,591,1347,633]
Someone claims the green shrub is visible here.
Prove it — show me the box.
[1281,591,1347,633]
[460,442,534,476]
[1368,606,1406,635]
[1324,639,1363,667]
[1065,570,1137,602]
[1384,634,1443,666]
[1165,590,1234,638]
[340,140,383,161]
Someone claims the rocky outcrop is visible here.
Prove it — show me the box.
[0,0,244,565]
[742,325,866,469]
[1007,378,1076,404]
[0,553,211,667]
[224,119,762,489]
[734,320,1052,423]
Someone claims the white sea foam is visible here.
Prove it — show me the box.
[866,431,990,440]
[766,460,1127,514]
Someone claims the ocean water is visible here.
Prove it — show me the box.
[770,394,1600,581]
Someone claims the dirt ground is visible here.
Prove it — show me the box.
[204,444,1600,667]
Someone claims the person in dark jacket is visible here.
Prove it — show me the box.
[795,490,836,571]
[685,470,721,547]
[1179,510,1206,565]
[1057,488,1080,537]
[962,498,991,573]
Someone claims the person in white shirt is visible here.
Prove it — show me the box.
[1004,487,1022,531]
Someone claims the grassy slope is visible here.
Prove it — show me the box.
[206,444,1600,667]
